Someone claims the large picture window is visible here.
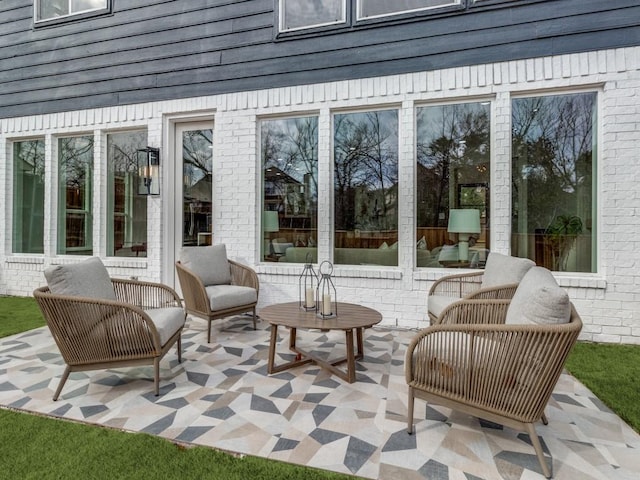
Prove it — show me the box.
[333,109,398,266]
[261,116,319,263]
[416,101,491,268]
[279,0,346,32]
[13,139,45,254]
[35,0,109,22]
[106,131,148,257]
[57,136,94,255]
[357,0,460,20]
[511,92,597,273]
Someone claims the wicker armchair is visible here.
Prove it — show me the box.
[408,267,582,479]
[428,252,535,324]
[34,278,185,400]
[176,244,259,343]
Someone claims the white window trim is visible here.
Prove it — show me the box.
[34,0,110,24]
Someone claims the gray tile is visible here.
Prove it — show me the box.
[344,436,377,474]
[310,428,347,445]
[251,395,280,414]
[419,459,449,480]
[382,428,417,452]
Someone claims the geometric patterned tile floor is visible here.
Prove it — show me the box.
[1,315,639,479]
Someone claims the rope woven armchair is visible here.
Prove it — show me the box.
[408,266,582,478]
[175,244,259,343]
[428,252,535,324]
[34,258,185,400]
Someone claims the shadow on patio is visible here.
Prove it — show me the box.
[1,315,638,479]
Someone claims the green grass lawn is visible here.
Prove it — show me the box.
[0,295,638,479]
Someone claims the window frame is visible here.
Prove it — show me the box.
[278,0,348,34]
[34,0,111,26]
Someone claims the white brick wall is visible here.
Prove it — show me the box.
[2,46,640,344]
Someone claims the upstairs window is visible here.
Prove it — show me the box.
[279,0,346,32]
[35,0,109,23]
[357,0,461,20]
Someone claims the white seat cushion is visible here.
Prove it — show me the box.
[144,307,186,346]
[481,253,535,289]
[505,266,571,325]
[180,244,231,286]
[205,285,257,312]
[428,295,458,318]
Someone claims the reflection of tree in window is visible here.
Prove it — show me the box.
[13,140,46,254]
[334,110,398,233]
[182,129,213,246]
[58,136,93,254]
[107,131,147,257]
[511,92,596,273]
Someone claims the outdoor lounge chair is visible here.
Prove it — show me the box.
[407,266,582,478]
[175,244,259,343]
[34,257,185,400]
[427,252,535,324]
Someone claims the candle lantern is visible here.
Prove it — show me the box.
[299,253,318,311]
[316,260,337,319]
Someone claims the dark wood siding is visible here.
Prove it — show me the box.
[1,0,639,118]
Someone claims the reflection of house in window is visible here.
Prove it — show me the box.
[264,166,312,229]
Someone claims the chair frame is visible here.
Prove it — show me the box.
[428,271,518,324]
[407,300,582,478]
[34,278,185,400]
[175,259,259,343]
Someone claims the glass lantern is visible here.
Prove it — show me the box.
[299,252,317,311]
[316,260,337,319]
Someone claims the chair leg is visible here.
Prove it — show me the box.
[53,365,71,401]
[177,334,182,363]
[407,386,415,434]
[154,358,160,396]
[541,412,548,425]
[525,423,552,478]
[207,320,212,343]
[252,307,257,330]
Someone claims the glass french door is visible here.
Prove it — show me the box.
[174,122,213,252]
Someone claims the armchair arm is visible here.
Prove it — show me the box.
[111,278,183,310]
[175,261,211,317]
[229,260,260,294]
[435,299,510,325]
[465,283,518,301]
[428,271,484,298]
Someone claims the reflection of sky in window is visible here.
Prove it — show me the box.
[283,0,345,29]
[359,0,458,19]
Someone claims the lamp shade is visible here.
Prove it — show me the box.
[448,209,481,234]
[263,211,279,233]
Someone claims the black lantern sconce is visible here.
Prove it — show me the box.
[137,147,160,195]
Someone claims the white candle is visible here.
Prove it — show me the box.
[322,294,331,315]
[305,288,314,308]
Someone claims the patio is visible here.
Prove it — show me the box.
[0,315,638,480]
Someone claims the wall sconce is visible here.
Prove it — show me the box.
[137,147,160,195]
[448,209,481,262]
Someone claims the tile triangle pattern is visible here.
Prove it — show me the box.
[0,316,639,479]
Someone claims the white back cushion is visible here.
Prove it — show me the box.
[505,266,571,325]
[180,244,231,286]
[44,257,116,300]
[481,253,535,289]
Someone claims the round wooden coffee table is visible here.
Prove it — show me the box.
[260,302,382,383]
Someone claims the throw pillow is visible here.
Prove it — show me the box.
[44,257,116,300]
[379,242,389,249]
[505,266,571,325]
[308,236,317,247]
[481,252,535,289]
[180,244,232,286]
[390,241,398,250]
[417,236,427,250]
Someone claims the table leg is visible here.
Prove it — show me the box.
[268,325,279,374]
[345,329,356,383]
[356,327,364,358]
